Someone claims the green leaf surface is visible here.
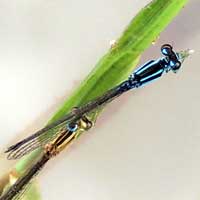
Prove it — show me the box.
[1,0,188,199]
[21,182,41,200]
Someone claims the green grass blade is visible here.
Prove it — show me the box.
[0,0,188,199]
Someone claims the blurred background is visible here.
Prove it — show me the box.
[0,0,199,200]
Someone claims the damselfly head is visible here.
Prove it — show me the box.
[161,44,193,73]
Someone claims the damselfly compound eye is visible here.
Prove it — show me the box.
[161,44,173,56]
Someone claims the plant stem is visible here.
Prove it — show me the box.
[0,0,188,199]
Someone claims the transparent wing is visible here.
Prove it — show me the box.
[5,119,69,160]
[5,84,124,160]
